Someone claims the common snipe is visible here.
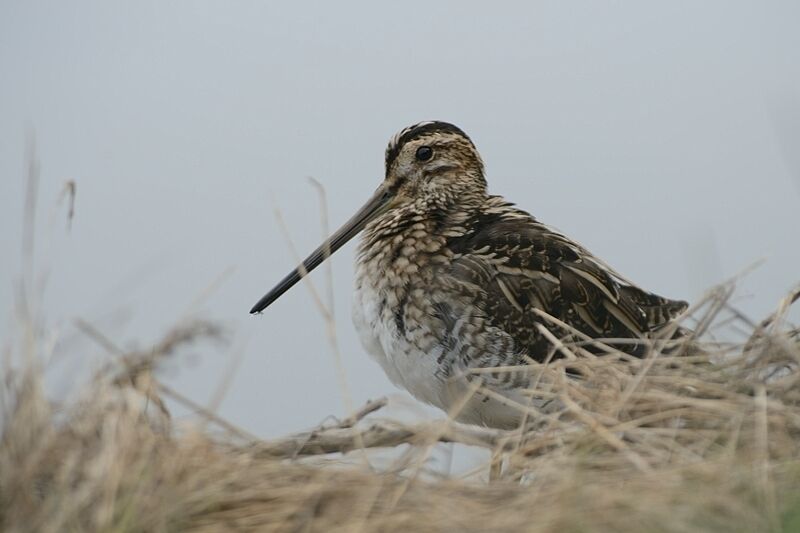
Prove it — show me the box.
[251,121,688,428]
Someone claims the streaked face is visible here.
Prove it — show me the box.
[383,122,485,206]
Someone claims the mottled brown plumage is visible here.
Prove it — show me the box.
[251,121,688,428]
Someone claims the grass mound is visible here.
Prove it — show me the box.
[2,286,799,532]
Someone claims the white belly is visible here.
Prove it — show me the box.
[352,282,445,407]
[352,280,535,429]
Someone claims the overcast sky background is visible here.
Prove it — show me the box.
[2,2,799,445]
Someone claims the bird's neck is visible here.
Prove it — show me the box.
[356,192,486,275]
[367,189,485,239]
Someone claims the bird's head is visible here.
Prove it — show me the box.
[250,121,484,314]
[382,121,486,209]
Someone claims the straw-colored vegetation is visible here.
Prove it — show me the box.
[2,281,799,533]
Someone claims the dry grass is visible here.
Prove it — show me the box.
[2,284,800,533]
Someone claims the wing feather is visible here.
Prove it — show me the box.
[443,198,688,360]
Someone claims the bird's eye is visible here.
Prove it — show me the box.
[415,146,434,162]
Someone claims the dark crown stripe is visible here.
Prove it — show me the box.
[385,121,474,170]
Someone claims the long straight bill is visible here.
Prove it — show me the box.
[249,186,391,314]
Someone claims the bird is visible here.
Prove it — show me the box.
[250,121,688,429]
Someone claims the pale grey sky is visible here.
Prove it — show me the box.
[1,1,799,438]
